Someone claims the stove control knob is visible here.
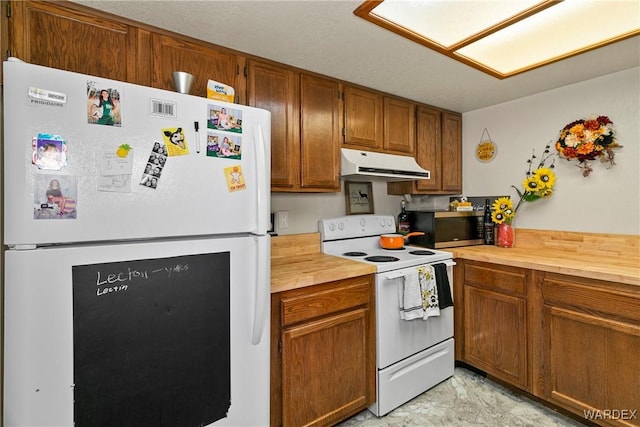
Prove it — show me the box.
[359,218,366,227]
[387,218,394,227]
[379,218,386,227]
[338,222,345,231]
[328,222,336,231]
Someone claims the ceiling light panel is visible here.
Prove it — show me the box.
[456,0,640,74]
[372,0,543,48]
[356,0,640,78]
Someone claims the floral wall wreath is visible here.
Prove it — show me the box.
[555,115,621,177]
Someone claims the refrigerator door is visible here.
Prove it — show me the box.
[3,60,271,247]
[4,235,270,427]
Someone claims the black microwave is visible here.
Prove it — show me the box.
[407,210,485,249]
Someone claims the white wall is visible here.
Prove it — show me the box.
[271,180,407,235]
[462,67,640,235]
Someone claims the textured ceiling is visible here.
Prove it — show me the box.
[74,0,640,113]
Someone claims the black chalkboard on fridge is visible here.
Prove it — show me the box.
[72,252,230,427]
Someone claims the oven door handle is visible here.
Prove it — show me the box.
[384,271,406,281]
[383,259,456,281]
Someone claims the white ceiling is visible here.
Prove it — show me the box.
[75,0,640,113]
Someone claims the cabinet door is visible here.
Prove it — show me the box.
[344,86,383,150]
[415,106,442,192]
[464,286,528,388]
[462,262,529,389]
[150,33,240,99]
[300,74,341,191]
[282,308,371,427]
[383,97,415,155]
[247,60,300,189]
[540,275,640,422]
[8,1,137,81]
[441,112,462,193]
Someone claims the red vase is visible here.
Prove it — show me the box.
[495,222,515,248]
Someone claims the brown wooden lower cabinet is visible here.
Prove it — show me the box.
[539,273,640,427]
[459,261,530,390]
[271,275,375,427]
[455,259,640,427]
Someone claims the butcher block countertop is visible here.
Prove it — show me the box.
[450,246,640,286]
[452,229,640,287]
[271,230,640,293]
[271,233,376,294]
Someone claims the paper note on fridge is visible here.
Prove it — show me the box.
[98,175,132,193]
[99,146,134,175]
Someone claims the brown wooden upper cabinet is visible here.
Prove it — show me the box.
[247,60,300,190]
[387,109,462,195]
[343,86,383,150]
[149,33,243,102]
[441,112,463,193]
[6,1,138,82]
[299,74,342,192]
[383,96,415,155]
[415,106,442,192]
[247,60,341,192]
[343,86,415,156]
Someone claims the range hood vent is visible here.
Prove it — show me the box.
[341,148,430,181]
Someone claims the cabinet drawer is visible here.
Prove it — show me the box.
[542,273,640,323]
[280,276,372,326]
[465,262,526,296]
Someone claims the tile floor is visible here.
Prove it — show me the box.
[337,367,587,427]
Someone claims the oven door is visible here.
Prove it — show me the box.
[375,260,455,369]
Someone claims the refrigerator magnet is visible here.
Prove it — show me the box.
[87,80,122,127]
[207,104,243,134]
[139,142,167,189]
[28,86,67,108]
[34,174,78,219]
[223,165,246,192]
[206,131,242,159]
[162,127,189,157]
[32,133,67,171]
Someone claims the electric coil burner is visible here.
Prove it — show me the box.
[343,251,367,257]
[365,255,399,263]
[409,250,435,256]
[319,214,455,417]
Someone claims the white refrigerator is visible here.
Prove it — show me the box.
[3,59,271,426]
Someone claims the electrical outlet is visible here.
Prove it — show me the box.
[278,211,289,229]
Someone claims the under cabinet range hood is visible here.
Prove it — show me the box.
[341,148,430,181]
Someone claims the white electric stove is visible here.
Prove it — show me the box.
[319,214,453,272]
[319,215,456,417]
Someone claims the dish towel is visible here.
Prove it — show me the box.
[433,263,454,309]
[419,265,440,319]
[400,269,424,320]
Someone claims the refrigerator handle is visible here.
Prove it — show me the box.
[251,234,271,345]
[253,125,268,234]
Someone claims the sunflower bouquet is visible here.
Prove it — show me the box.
[555,115,619,177]
[491,143,557,247]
